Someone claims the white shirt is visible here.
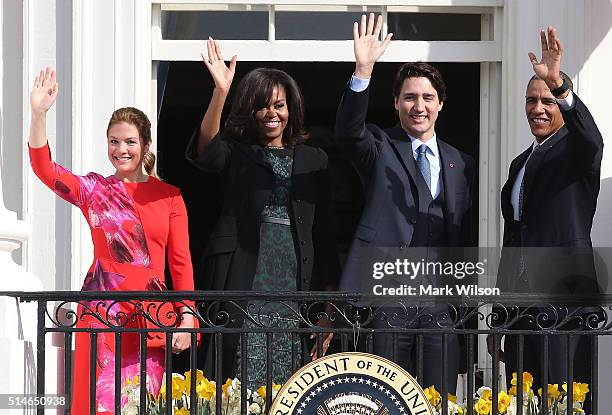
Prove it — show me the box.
[349,75,441,198]
[510,92,576,220]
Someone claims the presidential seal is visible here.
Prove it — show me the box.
[269,352,435,415]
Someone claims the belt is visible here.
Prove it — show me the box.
[261,216,291,226]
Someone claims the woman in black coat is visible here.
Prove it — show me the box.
[186,39,340,388]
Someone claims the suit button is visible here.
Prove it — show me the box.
[300,240,306,246]
[302,257,308,264]
[410,218,417,224]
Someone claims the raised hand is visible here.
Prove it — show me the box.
[528,26,563,89]
[30,67,58,114]
[353,13,393,79]
[202,37,237,92]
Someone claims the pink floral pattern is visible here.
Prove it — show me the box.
[87,179,151,267]
[96,347,165,412]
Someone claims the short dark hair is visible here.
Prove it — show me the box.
[224,68,308,147]
[526,70,573,93]
[392,62,447,102]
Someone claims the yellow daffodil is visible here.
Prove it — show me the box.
[257,385,266,399]
[576,382,590,403]
[537,383,561,406]
[498,391,511,414]
[508,385,517,396]
[475,397,492,415]
[448,393,457,404]
[481,389,492,402]
[423,385,441,407]
[256,383,282,399]
[221,378,233,396]
[562,382,590,403]
[160,374,188,400]
[511,371,533,392]
[196,379,216,401]
[184,369,205,386]
[125,375,139,386]
[173,406,189,415]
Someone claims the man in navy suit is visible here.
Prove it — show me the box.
[334,14,475,392]
[488,27,603,390]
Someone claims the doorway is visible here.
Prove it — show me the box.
[156,60,480,283]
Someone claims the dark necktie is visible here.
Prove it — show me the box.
[416,144,431,193]
[518,143,541,220]
[517,143,541,278]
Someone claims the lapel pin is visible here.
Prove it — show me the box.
[449,163,455,168]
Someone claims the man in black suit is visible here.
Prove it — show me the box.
[488,27,603,388]
[335,14,475,392]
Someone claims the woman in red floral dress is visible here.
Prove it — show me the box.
[28,67,196,414]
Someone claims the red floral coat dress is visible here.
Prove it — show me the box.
[30,143,195,414]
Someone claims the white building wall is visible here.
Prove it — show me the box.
[582,0,612,246]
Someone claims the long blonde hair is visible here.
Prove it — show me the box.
[106,107,156,176]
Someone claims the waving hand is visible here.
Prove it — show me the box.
[30,67,58,115]
[528,26,564,90]
[353,13,393,79]
[202,37,237,92]
[196,38,237,154]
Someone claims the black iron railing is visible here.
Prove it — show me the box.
[2,291,611,415]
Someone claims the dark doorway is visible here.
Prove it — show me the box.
[157,61,480,285]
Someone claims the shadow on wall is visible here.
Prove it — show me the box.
[583,1,612,64]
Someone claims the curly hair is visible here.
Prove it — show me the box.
[224,68,308,147]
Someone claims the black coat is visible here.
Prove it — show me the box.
[185,132,340,379]
[334,85,475,292]
[186,132,340,292]
[497,93,603,295]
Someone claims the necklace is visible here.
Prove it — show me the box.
[265,145,286,149]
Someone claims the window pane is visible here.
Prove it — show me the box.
[275,12,363,40]
[162,11,268,40]
[388,13,481,41]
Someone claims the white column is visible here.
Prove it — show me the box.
[0,210,42,411]
[0,0,44,406]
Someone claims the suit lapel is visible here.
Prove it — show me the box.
[501,146,531,220]
[522,127,566,209]
[236,143,274,172]
[508,147,532,182]
[386,124,420,188]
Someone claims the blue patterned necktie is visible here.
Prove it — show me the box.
[416,144,431,193]
[518,143,541,220]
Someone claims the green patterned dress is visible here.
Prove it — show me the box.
[235,147,302,390]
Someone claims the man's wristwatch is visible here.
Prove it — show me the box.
[550,78,571,97]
